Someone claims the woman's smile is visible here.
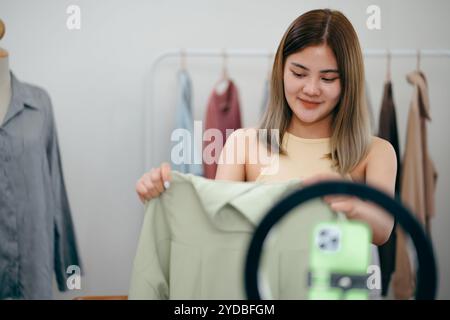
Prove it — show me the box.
[298,97,322,109]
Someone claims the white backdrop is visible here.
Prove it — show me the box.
[1,0,449,299]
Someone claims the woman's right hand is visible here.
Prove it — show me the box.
[135,162,172,203]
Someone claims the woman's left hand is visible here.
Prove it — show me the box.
[302,173,363,219]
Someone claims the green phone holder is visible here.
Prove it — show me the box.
[308,220,372,300]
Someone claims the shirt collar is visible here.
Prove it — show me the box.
[2,72,39,127]
[211,79,235,112]
[407,70,431,120]
[172,171,302,231]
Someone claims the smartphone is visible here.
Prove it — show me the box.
[308,220,372,300]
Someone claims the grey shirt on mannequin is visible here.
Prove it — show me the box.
[0,72,81,299]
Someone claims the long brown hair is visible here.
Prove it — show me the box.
[259,8,371,175]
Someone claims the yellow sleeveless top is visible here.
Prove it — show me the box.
[256,131,351,182]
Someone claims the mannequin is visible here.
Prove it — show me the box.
[0,18,81,299]
[0,19,12,125]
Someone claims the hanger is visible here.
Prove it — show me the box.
[180,48,187,71]
[215,49,230,95]
[385,49,391,82]
[221,48,228,80]
[416,49,421,72]
[0,19,8,58]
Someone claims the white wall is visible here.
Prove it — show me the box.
[0,0,449,299]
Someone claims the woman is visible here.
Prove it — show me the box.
[136,9,395,246]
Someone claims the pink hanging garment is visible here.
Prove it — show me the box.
[203,80,242,179]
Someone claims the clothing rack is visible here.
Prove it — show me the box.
[146,48,450,169]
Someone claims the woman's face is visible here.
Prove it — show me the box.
[283,44,341,125]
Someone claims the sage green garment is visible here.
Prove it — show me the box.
[128,171,337,300]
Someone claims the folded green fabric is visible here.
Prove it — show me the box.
[129,171,336,299]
